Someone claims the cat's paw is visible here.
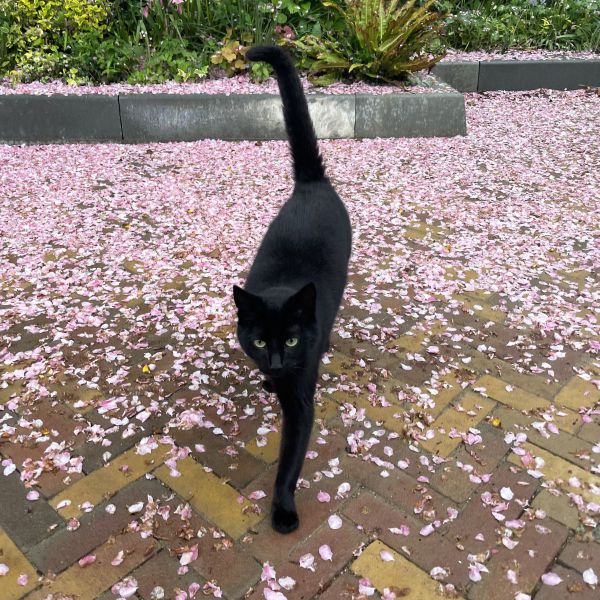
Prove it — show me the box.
[271,505,299,534]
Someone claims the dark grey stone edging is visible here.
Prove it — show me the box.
[1,59,598,144]
[0,80,466,144]
[433,58,600,92]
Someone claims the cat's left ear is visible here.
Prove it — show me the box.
[286,282,316,319]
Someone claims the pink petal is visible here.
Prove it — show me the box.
[317,491,330,502]
[180,544,198,566]
[541,572,562,586]
[319,544,333,561]
[78,554,96,567]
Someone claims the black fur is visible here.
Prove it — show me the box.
[234,46,352,533]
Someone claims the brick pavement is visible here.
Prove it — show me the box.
[1,282,597,600]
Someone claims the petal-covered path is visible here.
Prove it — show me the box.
[1,88,599,600]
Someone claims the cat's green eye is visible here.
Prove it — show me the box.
[253,339,266,348]
[285,337,299,347]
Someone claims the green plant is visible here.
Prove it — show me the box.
[437,0,600,51]
[0,0,111,81]
[291,0,447,83]
[127,38,210,83]
[210,28,251,76]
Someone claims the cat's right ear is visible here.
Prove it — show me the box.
[233,285,262,315]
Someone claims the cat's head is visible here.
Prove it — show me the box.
[233,282,318,377]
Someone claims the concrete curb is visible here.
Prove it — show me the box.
[1,59,598,144]
[432,58,600,92]
[0,76,466,144]
[0,95,122,143]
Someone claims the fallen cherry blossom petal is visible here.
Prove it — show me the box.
[541,572,562,586]
[319,545,333,561]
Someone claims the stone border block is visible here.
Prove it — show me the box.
[478,59,600,91]
[355,91,467,138]
[432,61,479,92]
[0,95,121,143]
[120,93,355,142]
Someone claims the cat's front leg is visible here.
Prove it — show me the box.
[271,370,316,533]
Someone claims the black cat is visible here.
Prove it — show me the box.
[233,46,352,533]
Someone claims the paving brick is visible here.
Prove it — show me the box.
[0,528,39,600]
[172,427,266,489]
[533,564,600,600]
[245,430,281,464]
[26,530,156,600]
[421,371,466,418]
[343,455,457,527]
[444,464,540,555]
[508,442,600,503]
[190,542,260,599]
[558,540,600,574]
[386,323,448,355]
[0,471,60,552]
[468,517,569,600]
[474,375,549,411]
[35,470,86,499]
[351,540,452,599]
[532,489,581,530]
[323,351,373,385]
[492,407,593,468]
[332,389,406,435]
[455,293,506,324]
[462,352,562,401]
[320,571,375,599]
[420,391,495,457]
[247,517,366,600]
[134,550,204,600]
[76,410,171,473]
[27,477,166,574]
[493,404,580,437]
[428,423,509,503]
[577,421,600,444]
[343,491,470,593]
[155,456,263,539]
[245,469,358,564]
[50,443,169,519]
[554,376,600,410]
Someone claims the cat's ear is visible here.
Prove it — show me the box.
[286,282,316,319]
[233,285,262,316]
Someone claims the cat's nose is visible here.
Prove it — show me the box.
[269,353,283,370]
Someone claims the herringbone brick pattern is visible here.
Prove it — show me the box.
[1,271,598,600]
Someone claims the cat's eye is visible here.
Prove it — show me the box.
[253,339,266,348]
[285,337,299,347]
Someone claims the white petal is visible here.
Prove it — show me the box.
[319,544,333,561]
[328,514,342,530]
[541,572,562,586]
[583,568,598,587]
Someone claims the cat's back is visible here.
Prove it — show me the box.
[268,181,350,256]
[246,181,351,288]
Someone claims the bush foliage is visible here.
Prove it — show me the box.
[0,1,597,84]
[291,0,446,84]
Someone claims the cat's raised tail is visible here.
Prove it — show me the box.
[246,45,325,183]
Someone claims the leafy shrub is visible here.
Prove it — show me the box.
[290,0,447,83]
[0,0,111,81]
[437,0,600,51]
